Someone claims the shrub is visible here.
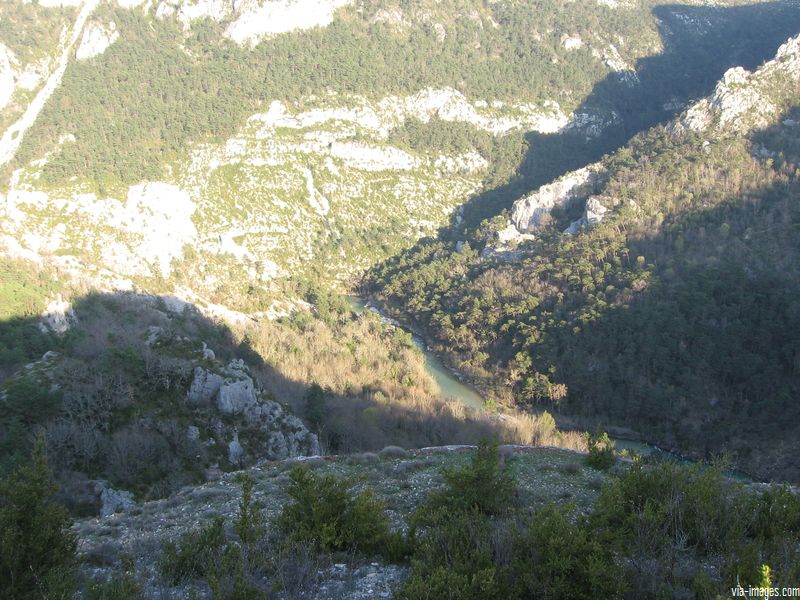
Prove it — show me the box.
[400,508,503,600]
[584,432,615,471]
[276,466,394,556]
[0,435,77,599]
[414,441,515,526]
[233,474,264,547]
[159,516,226,584]
[378,445,410,459]
[505,504,625,600]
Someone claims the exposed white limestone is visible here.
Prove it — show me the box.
[251,89,570,139]
[329,142,420,171]
[154,0,353,46]
[0,0,99,168]
[0,44,17,111]
[562,35,583,51]
[76,21,119,61]
[564,197,609,235]
[301,167,330,216]
[226,0,353,46]
[40,294,76,334]
[511,166,598,234]
[675,34,800,134]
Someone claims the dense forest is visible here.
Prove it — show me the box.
[11,0,800,191]
[368,87,800,480]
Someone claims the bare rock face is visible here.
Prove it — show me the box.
[97,483,136,517]
[564,197,609,235]
[217,378,258,415]
[511,166,598,234]
[185,356,319,462]
[0,43,17,111]
[39,295,76,335]
[228,432,244,466]
[76,21,119,61]
[155,0,354,47]
[186,367,224,405]
[674,33,800,135]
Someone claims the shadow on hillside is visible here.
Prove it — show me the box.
[546,167,800,481]
[447,1,800,231]
[0,288,526,510]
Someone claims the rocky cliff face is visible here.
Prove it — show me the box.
[674,33,800,135]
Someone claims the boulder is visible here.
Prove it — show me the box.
[98,485,136,517]
[39,295,76,335]
[217,378,257,415]
[228,433,244,466]
[187,367,224,405]
[564,197,609,235]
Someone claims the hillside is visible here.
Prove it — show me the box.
[2,0,800,299]
[368,33,800,481]
[55,443,800,598]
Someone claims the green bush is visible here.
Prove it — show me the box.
[0,435,76,599]
[584,432,615,471]
[276,466,395,556]
[414,441,515,527]
[400,508,503,600]
[506,504,625,600]
[159,516,226,584]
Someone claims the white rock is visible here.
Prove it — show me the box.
[187,367,224,404]
[99,486,136,517]
[217,378,258,415]
[76,21,119,60]
[564,197,609,235]
[40,294,76,335]
[225,0,354,46]
[562,35,583,51]
[0,43,18,111]
[328,142,420,171]
[0,0,99,168]
[202,342,216,360]
[301,167,329,216]
[511,166,597,234]
[675,34,800,134]
[228,433,244,465]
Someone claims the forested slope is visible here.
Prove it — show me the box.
[368,33,800,481]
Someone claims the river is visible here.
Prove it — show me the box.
[347,296,754,480]
[346,296,484,411]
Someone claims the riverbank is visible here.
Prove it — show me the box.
[347,294,761,482]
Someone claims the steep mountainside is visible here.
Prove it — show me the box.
[1,0,799,301]
[369,33,800,481]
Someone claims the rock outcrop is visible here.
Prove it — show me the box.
[511,166,600,234]
[39,294,76,335]
[155,0,354,47]
[564,197,609,235]
[674,34,800,135]
[0,43,17,111]
[97,483,136,517]
[185,357,320,462]
[187,367,224,404]
[76,21,119,61]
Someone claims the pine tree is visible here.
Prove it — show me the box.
[0,434,76,599]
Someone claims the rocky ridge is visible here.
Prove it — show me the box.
[0,86,602,294]
[674,33,800,134]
